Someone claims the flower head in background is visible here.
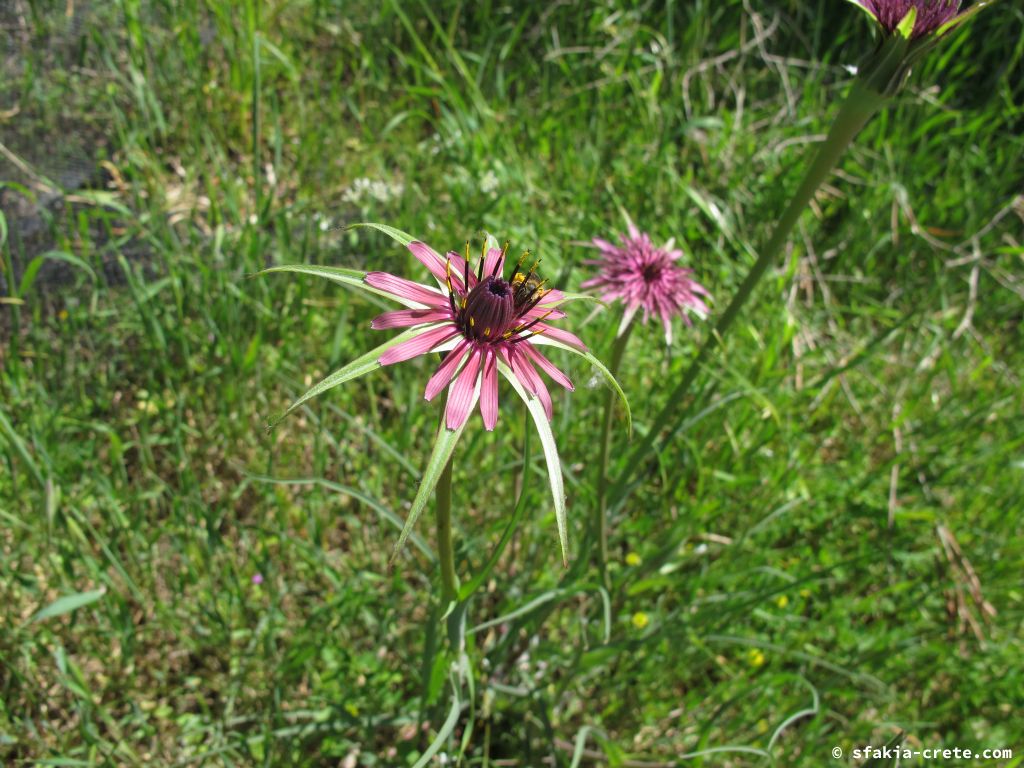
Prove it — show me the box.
[844,0,997,93]
[852,0,964,38]
[582,221,710,345]
[367,239,586,430]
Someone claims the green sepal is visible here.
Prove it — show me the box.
[499,362,569,567]
[530,336,633,436]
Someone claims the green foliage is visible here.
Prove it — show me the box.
[2,0,1022,765]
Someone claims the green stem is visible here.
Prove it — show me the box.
[595,318,635,586]
[435,454,458,610]
[611,80,886,503]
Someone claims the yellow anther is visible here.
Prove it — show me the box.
[484,327,491,337]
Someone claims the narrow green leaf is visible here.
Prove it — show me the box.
[936,0,998,36]
[0,407,45,488]
[270,326,427,427]
[896,6,917,38]
[348,221,418,247]
[32,588,107,623]
[411,676,462,768]
[499,363,568,566]
[530,337,632,435]
[842,0,880,23]
[547,291,606,308]
[17,250,97,297]
[390,389,479,564]
[469,584,610,641]
[258,263,434,309]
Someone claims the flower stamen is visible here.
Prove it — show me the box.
[492,240,510,277]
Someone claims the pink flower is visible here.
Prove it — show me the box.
[849,0,968,38]
[582,221,711,344]
[263,225,630,565]
[365,240,585,431]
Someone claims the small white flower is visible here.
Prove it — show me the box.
[480,169,499,195]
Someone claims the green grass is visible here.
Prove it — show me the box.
[2,0,1023,765]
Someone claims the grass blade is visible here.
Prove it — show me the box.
[31,588,107,624]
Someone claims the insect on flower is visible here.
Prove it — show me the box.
[261,223,630,565]
[367,238,585,431]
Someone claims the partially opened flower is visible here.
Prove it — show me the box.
[844,0,997,94]
[262,224,629,565]
[850,0,971,38]
[367,239,586,431]
[582,220,710,345]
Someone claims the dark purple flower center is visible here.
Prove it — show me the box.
[862,0,961,38]
[461,276,516,341]
[641,261,662,282]
[449,243,554,345]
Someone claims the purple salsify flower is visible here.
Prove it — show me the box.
[858,0,960,37]
[842,0,996,95]
[263,225,630,564]
[847,0,989,39]
[582,221,710,345]
[366,240,585,431]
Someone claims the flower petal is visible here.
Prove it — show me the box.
[365,271,448,309]
[424,341,470,401]
[379,325,459,365]
[445,250,470,290]
[617,303,640,338]
[522,304,566,321]
[482,247,504,279]
[446,348,482,430]
[507,347,552,420]
[371,308,452,330]
[522,344,574,391]
[531,323,588,351]
[479,348,499,431]
[505,346,538,396]
[409,241,449,284]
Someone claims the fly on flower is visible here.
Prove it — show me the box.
[367,238,585,431]
[260,223,630,565]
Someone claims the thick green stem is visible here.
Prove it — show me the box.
[435,454,459,611]
[595,319,635,586]
[611,80,886,503]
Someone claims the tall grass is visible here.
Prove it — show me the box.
[1,0,1022,764]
